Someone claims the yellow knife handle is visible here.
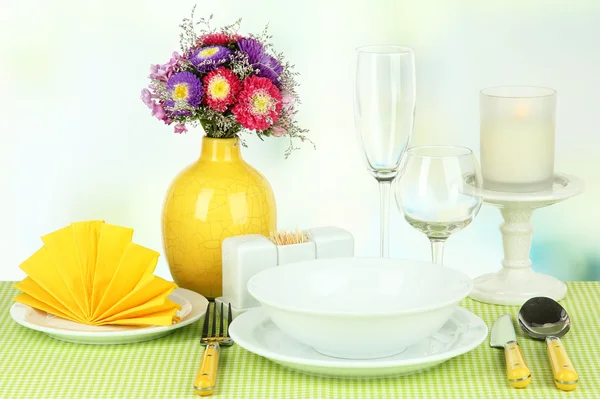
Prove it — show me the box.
[546,336,578,391]
[504,341,531,388]
[194,342,220,396]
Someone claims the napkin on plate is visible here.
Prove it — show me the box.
[14,221,181,327]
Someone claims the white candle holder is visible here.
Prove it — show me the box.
[469,174,584,305]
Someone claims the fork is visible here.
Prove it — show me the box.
[194,301,233,396]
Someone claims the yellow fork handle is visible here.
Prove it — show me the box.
[504,341,531,388]
[546,336,578,391]
[194,342,220,396]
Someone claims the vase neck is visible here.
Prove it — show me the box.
[200,137,242,162]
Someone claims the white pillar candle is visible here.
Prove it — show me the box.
[480,86,556,193]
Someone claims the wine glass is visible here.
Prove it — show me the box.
[354,45,416,257]
[394,146,483,265]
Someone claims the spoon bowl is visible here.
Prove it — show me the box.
[517,297,570,339]
[518,297,578,391]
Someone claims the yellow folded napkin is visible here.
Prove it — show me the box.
[14,221,181,327]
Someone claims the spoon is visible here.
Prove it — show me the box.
[518,297,578,391]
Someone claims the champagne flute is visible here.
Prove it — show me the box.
[394,146,483,265]
[354,46,416,257]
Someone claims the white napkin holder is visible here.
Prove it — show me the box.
[216,226,354,318]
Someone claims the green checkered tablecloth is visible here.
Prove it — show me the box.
[1,281,599,399]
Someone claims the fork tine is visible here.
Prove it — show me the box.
[211,300,217,338]
[227,303,232,337]
[219,301,225,338]
[201,302,211,339]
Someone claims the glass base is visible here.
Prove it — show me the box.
[483,178,554,193]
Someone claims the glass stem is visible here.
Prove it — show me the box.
[430,239,446,265]
[377,180,392,258]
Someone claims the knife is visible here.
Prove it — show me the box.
[490,314,531,388]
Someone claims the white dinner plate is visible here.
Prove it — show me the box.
[229,306,487,378]
[9,288,208,344]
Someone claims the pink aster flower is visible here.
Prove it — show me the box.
[232,76,282,131]
[197,33,239,47]
[231,76,282,130]
[202,67,242,112]
[173,123,187,134]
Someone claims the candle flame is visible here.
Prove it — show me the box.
[516,103,530,118]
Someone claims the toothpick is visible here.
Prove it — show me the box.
[269,227,308,246]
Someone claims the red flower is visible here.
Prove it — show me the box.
[232,76,282,131]
[202,67,242,112]
[197,33,240,47]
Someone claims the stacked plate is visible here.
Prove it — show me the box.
[9,221,211,344]
[229,258,487,378]
[10,288,208,344]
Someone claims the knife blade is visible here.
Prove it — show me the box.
[490,314,531,388]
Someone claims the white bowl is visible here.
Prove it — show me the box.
[247,257,472,359]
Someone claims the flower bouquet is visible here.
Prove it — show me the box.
[141,11,310,156]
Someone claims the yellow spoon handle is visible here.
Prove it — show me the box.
[504,341,532,388]
[546,336,578,391]
[194,342,220,396]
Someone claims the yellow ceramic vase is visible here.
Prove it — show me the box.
[162,137,276,299]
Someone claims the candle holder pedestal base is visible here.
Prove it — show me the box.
[470,268,567,306]
[469,174,583,306]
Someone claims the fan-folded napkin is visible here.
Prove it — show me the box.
[14,221,180,327]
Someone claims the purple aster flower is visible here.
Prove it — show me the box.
[237,38,283,87]
[238,38,264,64]
[190,46,232,73]
[255,54,283,86]
[166,71,203,116]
